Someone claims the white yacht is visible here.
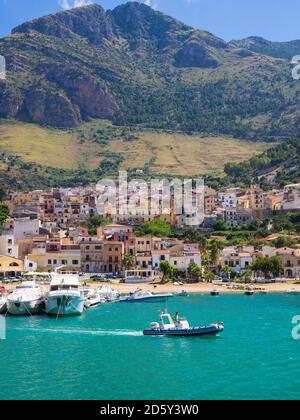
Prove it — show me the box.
[119,289,173,302]
[45,273,85,317]
[7,281,45,315]
[0,293,7,314]
[97,285,120,302]
[81,286,105,309]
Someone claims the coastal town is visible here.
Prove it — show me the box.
[1,181,300,287]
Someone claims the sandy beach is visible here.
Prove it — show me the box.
[2,280,300,295]
[91,280,300,295]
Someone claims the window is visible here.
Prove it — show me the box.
[8,239,12,245]
[9,262,19,267]
[72,260,79,265]
[48,259,52,265]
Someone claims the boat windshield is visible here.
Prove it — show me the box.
[50,285,78,291]
[162,315,171,324]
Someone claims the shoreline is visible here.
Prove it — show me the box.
[2,281,300,295]
[90,281,300,295]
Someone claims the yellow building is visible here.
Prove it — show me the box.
[0,255,24,278]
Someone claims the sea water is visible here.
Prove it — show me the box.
[1,294,300,400]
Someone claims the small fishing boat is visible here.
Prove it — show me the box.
[286,289,300,295]
[244,287,254,296]
[119,289,173,302]
[210,290,220,296]
[7,281,45,315]
[176,290,189,297]
[143,311,224,337]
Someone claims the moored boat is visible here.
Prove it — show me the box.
[0,295,7,314]
[143,311,224,337]
[286,289,300,295]
[176,290,189,297]
[45,273,85,317]
[210,290,220,296]
[97,285,120,302]
[7,281,44,315]
[119,289,173,302]
[245,287,254,296]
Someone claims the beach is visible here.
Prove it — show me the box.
[91,280,300,294]
[2,280,300,295]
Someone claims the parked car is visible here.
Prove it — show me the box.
[105,274,120,280]
[90,274,106,281]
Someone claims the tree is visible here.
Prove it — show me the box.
[159,260,174,283]
[240,269,252,283]
[251,256,283,278]
[84,216,110,235]
[187,261,201,282]
[211,219,227,231]
[122,254,136,270]
[221,266,237,280]
[203,271,215,282]
[210,240,221,266]
[139,220,171,237]
[0,205,9,232]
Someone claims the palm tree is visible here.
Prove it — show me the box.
[122,254,136,270]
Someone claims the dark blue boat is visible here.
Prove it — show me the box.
[143,311,224,337]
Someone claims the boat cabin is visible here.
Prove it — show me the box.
[159,312,190,330]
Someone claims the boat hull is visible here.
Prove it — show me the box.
[7,298,44,316]
[143,325,224,336]
[0,299,7,314]
[46,295,85,317]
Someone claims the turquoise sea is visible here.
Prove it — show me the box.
[1,294,300,400]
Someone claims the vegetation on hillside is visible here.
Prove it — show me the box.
[0,3,298,139]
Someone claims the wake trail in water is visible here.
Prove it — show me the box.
[10,327,143,337]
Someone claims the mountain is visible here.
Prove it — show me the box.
[0,2,299,140]
[229,36,300,60]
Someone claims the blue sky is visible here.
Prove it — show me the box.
[0,0,299,41]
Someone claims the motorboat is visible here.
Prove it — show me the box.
[0,291,8,314]
[143,311,224,337]
[45,273,85,317]
[84,294,105,309]
[286,289,300,295]
[244,287,254,296]
[7,281,45,315]
[81,286,105,309]
[97,285,120,302]
[119,289,173,302]
[176,290,189,297]
[210,290,220,296]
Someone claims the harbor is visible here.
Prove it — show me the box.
[1,293,300,400]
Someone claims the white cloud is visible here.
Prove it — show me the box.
[59,0,93,11]
[142,0,158,9]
